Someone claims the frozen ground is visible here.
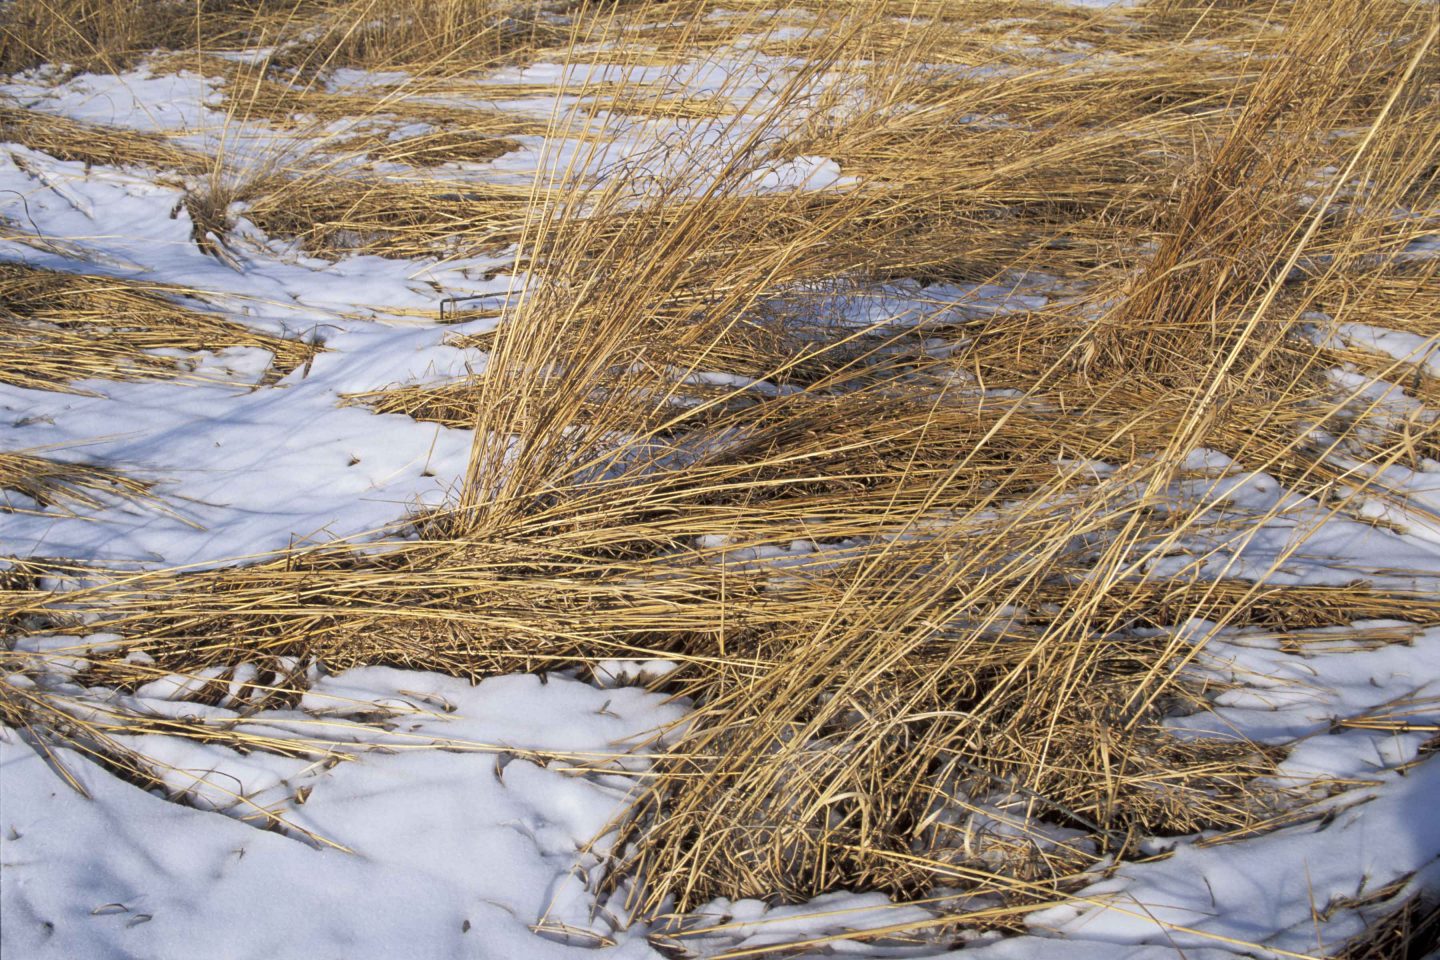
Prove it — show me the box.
[3,17,1439,960]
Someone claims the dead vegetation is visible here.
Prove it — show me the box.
[0,450,155,516]
[0,263,318,389]
[0,102,212,174]
[3,0,1440,953]
[0,0,557,75]
[1337,885,1440,960]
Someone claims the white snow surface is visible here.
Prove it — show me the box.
[2,670,685,960]
[0,141,503,566]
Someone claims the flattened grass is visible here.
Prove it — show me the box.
[0,103,212,174]
[0,263,318,390]
[0,450,154,516]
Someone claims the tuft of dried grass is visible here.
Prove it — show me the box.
[1,0,207,73]
[1336,883,1440,960]
[0,450,155,516]
[269,0,562,74]
[0,263,318,390]
[0,0,556,76]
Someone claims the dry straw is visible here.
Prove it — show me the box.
[3,0,1440,951]
[0,449,156,517]
[0,264,318,390]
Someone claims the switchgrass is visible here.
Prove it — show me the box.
[0,0,553,75]
[0,0,246,73]
[3,0,1439,952]
[0,450,155,516]
[0,102,212,174]
[0,263,318,389]
[267,0,562,74]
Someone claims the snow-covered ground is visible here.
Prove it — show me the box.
[4,12,1439,959]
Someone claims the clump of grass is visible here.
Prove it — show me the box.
[0,450,155,516]
[0,0,293,74]
[447,0,1440,921]
[0,263,318,389]
[1090,0,1429,385]
[0,0,555,76]
[1,0,189,73]
[272,0,560,74]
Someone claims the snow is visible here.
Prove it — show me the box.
[1,667,685,960]
[0,142,511,566]
[3,67,227,133]
[1038,757,1440,957]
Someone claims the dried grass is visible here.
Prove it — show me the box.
[0,263,318,390]
[0,450,155,516]
[1336,884,1440,960]
[0,0,556,76]
[0,102,212,174]
[2,0,1439,951]
[0,0,258,73]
